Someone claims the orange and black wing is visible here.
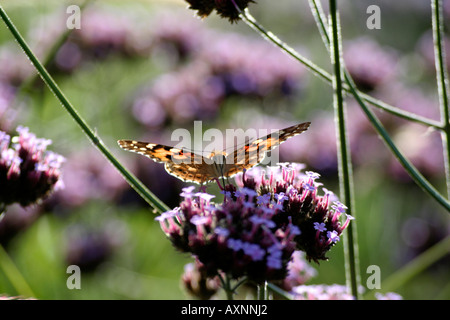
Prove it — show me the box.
[117,140,216,184]
[223,122,311,178]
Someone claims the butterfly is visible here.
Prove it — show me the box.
[118,122,310,184]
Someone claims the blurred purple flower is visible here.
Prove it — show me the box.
[0,204,41,246]
[344,37,398,92]
[292,283,401,300]
[0,126,64,208]
[0,46,34,86]
[181,259,222,300]
[130,30,305,129]
[417,31,450,75]
[149,13,204,64]
[375,292,403,300]
[292,284,355,300]
[49,148,129,208]
[0,82,19,131]
[65,221,126,273]
[279,251,317,291]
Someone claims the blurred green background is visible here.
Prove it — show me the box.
[0,0,449,299]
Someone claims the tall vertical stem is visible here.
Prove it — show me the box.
[329,0,361,299]
[432,0,450,199]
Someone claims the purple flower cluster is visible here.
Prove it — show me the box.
[238,165,353,262]
[0,126,64,208]
[184,0,255,22]
[157,184,298,282]
[157,164,352,283]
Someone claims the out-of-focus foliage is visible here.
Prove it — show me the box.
[0,0,448,299]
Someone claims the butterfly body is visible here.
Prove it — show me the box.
[118,122,310,184]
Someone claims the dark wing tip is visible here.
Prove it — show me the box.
[117,139,139,151]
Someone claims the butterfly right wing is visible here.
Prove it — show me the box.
[222,122,311,178]
[117,140,217,184]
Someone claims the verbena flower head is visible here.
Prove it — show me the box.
[157,164,352,283]
[184,0,255,22]
[238,164,353,262]
[0,126,64,207]
[157,184,298,283]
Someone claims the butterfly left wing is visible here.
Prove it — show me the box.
[118,139,218,184]
[222,122,311,178]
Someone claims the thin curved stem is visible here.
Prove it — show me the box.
[307,0,443,130]
[0,5,170,214]
[238,8,442,130]
[304,0,450,212]
[267,282,294,300]
[231,276,248,292]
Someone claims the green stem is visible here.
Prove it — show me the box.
[0,5,170,214]
[307,0,442,130]
[328,0,361,300]
[266,282,294,300]
[308,0,330,51]
[239,8,332,84]
[256,281,268,300]
[347,68,450,211]
[431,0,450,199]
[218,273,234,300]
[238,8,442,130]
[307,0,450,212]
[231,276,248,292]
[0,244,35,298]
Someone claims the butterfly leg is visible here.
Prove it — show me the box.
[221,176,226,189]
[214,178,224,190]
[198,183,207,193]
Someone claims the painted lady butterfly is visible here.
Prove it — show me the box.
[118,122,310,184]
